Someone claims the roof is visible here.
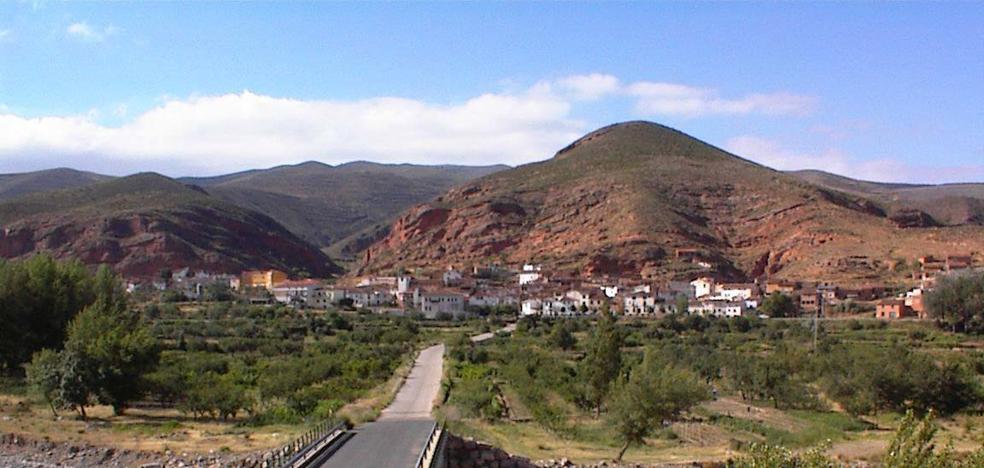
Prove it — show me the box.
[272,279,323,288]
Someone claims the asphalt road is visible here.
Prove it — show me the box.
[470,323,517,343]
[380,344,446,421]
[318,343,445,468]
[316,419,435,468]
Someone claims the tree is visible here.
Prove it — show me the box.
[675,294,689,315]
[883,410,952,468]
[0,255,96,371]
[25,349,64,417]
[63,266,159,415]
[203,282,234,302]
[729,442,837,467]
[579,307,622,417]
[58,348,98,419]
[760,293,797,318]
[609,353,708,461]
[548,321,576,350]
[926,273,984,333]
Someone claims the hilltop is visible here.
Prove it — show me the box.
[0,168,112,200]
[363,122,984,283]
[181,161,508,258]
[0,174,340,277]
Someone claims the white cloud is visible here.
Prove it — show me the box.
[554,73,621,101]
[0,29,11,41]
[724,135,984,184]
[627,82,816,118]
[536,74,816,117]
[0,90,584,174]
[66,21,117,42]
[0,74,827,176]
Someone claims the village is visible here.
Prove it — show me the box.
[124,252,982,322]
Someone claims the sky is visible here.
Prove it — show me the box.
[0,2,981,183]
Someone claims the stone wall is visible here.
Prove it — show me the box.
[0,432,274,468]
[444,434,537,468]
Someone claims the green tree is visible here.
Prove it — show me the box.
[63,266,159,415]
[884,410,952,468]
[548,321,576,350]
[728,442,837,467]
[56,348,97,419]
[760,293,797,318]
[675,294,689,315]
[24,349,64,417]
[0,255,96,371]
[609,353,708,461]
[926,273,984,333]
[579,307,623,417]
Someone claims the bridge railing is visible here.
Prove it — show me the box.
[414,420,447,468]
[265,419,348,468]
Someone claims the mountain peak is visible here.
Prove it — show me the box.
[551,121,741,167]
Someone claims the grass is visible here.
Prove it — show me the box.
[336,347,417,425]
[0,393,306,454]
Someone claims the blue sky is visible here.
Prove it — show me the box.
[0,2,981,182]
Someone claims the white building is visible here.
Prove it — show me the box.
[519,264,543,286]
[542,298,580,317]
[272,280,326,307]
[468,289,518,308]
[623,293,659,316]
[521,299,543,316]
[691,277,715,298]
[712,283,755,301]
[415,290,466,319]
[689,300,746,318]
[565,289,606,314]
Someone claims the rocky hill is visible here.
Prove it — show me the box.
[362,122,984,283]
[0,174,340,278]
[181,161,507,259]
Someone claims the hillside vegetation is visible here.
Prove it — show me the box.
[791,169,984,226]
[0,174,339,277]
[365,122,984,283]
[182,161,507,258]
[0,168,111,201]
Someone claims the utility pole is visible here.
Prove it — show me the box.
[813,292,823,351]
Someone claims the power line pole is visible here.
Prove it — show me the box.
[814,292,823,351]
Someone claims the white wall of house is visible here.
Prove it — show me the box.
[691,278,715,298]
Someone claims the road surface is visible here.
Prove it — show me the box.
[470,323,517,343]
[318,324,515,468]
[380,344,446,420]
[318,343,444,468]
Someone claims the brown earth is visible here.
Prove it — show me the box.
[0,173,340,278]
[362,122,984,284]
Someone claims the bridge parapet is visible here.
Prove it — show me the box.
[264,420,348,468]
[414,421,447,468]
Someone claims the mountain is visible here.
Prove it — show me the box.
[180,161,508,259]
[0,173,340,278]
[0,168,112,200]
[789,170,984,226]
[362,122,984,283]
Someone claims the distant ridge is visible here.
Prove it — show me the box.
[790,169,984,226]
[0,168,112,201]
[179,160,509,258]
[0,173,340,278]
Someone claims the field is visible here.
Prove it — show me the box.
[0,301,481,455]
[438,316,984,464]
